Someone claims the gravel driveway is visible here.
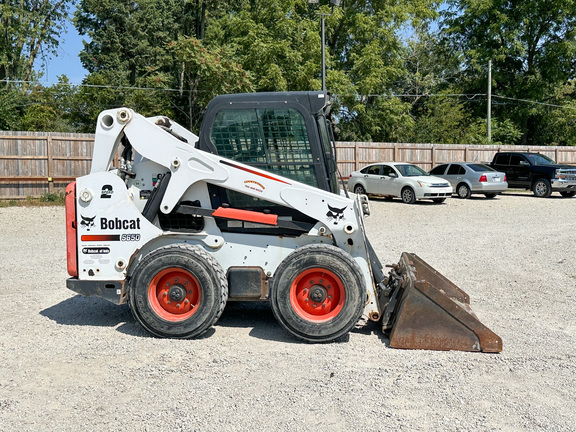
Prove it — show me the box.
[0,192,575,431]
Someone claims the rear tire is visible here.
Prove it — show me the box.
[353,184,366,195]
[401,187,416,204]
[456,183,471,199]
[560,191,576,198]
[270,244,366,343]
[128,244,228,338]
[533,178,552,198]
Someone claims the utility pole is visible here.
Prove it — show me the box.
[488,60,492,142]
[309,0,341,91]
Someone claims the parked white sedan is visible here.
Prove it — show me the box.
[347,162,453,204]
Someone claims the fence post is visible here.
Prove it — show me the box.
[47,135,54,194]
[431,145,435,167]
[354,143,360,170]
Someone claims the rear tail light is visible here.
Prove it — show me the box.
[479,174,487,182]
[504,174,507,182]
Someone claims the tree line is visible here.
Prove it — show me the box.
[1,0,576,146]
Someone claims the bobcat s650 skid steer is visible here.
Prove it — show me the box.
[65,91,502,352]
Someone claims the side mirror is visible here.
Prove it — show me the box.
[389,172,398,178]
[519,160,530,166]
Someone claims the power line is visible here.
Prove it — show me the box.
[4,79,576,111]
[492,94,576,110]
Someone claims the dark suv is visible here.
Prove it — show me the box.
[489,152,576,197]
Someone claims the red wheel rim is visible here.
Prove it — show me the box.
[148,268,201,321]
[289,268,345,322]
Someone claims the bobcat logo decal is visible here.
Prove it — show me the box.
[80,215,96,231]
[326,204,347,225]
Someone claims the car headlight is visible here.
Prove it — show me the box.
[417,181,431,187]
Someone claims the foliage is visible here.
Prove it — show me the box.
[442,0,576,145]
[2,0,576,147]
[0,0,71,85]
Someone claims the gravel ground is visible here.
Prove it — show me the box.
[0,192,575,431]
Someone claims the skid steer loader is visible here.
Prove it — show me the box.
[65,91,502,352]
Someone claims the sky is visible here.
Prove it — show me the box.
[36,24,87,85]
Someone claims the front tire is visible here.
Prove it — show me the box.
[533,178,552,198]
[484,193,497,199]
[560,191,576,198]
[401,187,416,204]
[128,244,228,339]
[432,198,446,203]
[270,244,366,343]
[456,183,471,199]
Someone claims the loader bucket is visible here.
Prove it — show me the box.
[381,253,502,353]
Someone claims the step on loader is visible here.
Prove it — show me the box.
[65,91,502,352]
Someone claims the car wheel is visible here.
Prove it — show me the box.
[456,183,471,199]
[533,178,552,198]
[353,184,366,195]
[484,193,497,199]
[432,198,446,203]
[401,187,416,204]
[560,191,576,198]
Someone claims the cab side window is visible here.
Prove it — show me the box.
[510,155,525,166]
[494,154,510,165]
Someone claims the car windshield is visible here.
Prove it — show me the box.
[395,164,428,177]
[467,163,495,172]
[527,154,555,165]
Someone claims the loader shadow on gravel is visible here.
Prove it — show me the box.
[40,295,147,337]
[216,302,299,343]
[41,296,390,344]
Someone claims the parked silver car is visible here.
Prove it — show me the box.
[429,162,508,199]
[347,162,452,204]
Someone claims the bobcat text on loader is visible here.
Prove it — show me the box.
[65,91,502,352]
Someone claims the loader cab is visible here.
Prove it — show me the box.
[196,91,340,233]
[198,92,339,189]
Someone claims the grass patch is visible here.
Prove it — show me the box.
[0,191,66,207]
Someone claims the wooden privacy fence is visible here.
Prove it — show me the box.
[336,142,576,178]
[2,131,576,198]
[0,131,94,199]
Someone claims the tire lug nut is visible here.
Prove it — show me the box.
[303,289,308,294]
[163,292,168,296]
[322,303,326,308]
[313,304,317,308]
[305,298,309,302]
[167,301,171,304]
[185,299,189,304]
[176,303,181,308]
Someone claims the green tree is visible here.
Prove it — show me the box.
[168,37,253,129]
[0,0,71,86]
[443,0,576,145]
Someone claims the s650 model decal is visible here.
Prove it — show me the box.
[120,234,141,241]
